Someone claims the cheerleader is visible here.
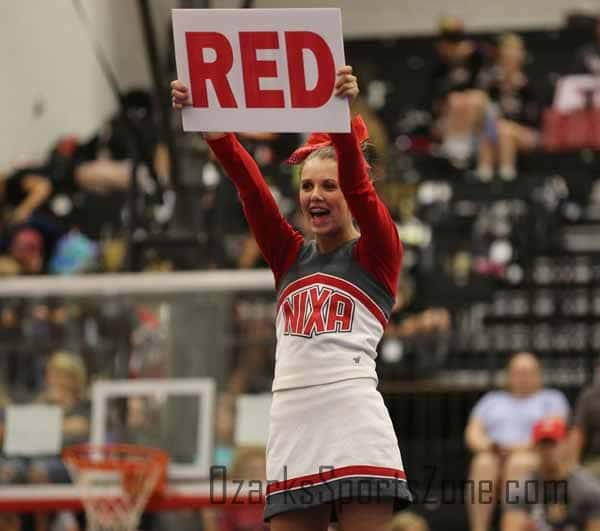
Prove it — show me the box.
[172,66,411,531]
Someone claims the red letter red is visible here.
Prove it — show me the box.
[283,291,308,335]
[285,32,335,108]
[303,287,332,336]
[282,294,300,335]
[239,32,285,108]
[326,293,354,332]
[185,32,237,108]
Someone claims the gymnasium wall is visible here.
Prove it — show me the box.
[0,0,176,169]
[213,0,598,37]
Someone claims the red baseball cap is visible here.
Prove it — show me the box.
[10,228,43,259]
[532,418,567,444]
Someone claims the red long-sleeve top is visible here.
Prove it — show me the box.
[207,121,402,297]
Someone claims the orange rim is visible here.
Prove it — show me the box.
[63,443,169,495]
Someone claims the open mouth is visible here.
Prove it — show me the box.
[309,207,331,220]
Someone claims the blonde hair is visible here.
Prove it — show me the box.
[438,16,464,34]
[498,33,524,52]
[230,446,266,479]
[47,351,87,397]
[388,512,429,531]
[301,143,374,181]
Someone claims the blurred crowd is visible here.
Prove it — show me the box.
[0,15,597,276]
[0,89,168,277]
[465,352,600,531]
[1,9,600,531]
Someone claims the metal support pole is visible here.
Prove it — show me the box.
[137,0,181,191]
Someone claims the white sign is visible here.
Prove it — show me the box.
[4,405,63,456]
[172,8,350,133]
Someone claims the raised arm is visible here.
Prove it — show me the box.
[171,81,303,285]
[325,68,402,296]
[207,133,303,281]
[330,119,402,297]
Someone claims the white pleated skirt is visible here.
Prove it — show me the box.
[264,377,412,521]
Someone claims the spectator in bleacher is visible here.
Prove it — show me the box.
[0,168,52,227]
[0,168,61,274]
[464,352,570,531]
[202,446,268,531]
[386,512,429,531]
[0,353,88,531]
[570,363,600,481]
[7,227,45,275]
[574,15,600,75]
[74,90,169,196]
[476,34,540,181]
[28,351,90,485]
[428,17,490,168]
[381,304,451,378]
[25,352,89,531]
[502,417,600,531]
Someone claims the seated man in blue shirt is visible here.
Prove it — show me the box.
[464,352,570,531]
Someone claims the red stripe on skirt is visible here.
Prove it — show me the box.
[266,465,406,496]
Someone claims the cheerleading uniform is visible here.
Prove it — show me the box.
[207,120,412,520]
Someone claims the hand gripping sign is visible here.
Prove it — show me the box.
[172,8,350,133]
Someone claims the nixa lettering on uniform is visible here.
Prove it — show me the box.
[185,31,335,109]
[282,286,354,337]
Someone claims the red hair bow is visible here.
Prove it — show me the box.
[286,115,370,165]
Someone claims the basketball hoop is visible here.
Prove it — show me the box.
[63,444,168,531]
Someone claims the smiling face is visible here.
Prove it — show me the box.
[299,154,354,242]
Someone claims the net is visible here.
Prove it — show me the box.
[63,444,169,531]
